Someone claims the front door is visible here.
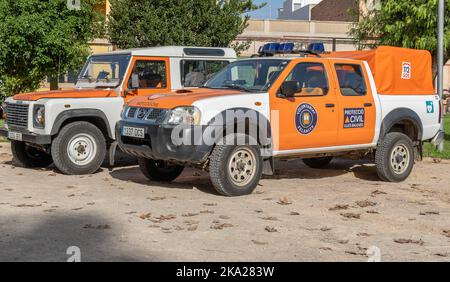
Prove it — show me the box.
[270,59,339,153]
[122,57,171,101]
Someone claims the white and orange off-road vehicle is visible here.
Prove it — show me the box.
[0,46,236,175]
[117,45,444,196]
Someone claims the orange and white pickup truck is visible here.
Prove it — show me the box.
[0,46,236,175]
[117,46,444,196]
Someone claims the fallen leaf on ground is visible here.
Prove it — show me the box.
[148,197,166,201]
[341,213,361,219]
[394,238,424,246]
[139,213,152,220]
[48,173,57,177]
[320,227,332,232]
[366,210,380,214]
[319,247,333,251]
[277,197,292,206]
[357,233,371,237]
[261,216,278,221]
[43,209,56,213]
[67,194,75,198]
[371,190,387,197]
[265,226,278,233]
[443,230,450,238]
[182,213,199,217]
[187,225,198,231]
[329,205,349,211]
[13,204,42,208]
[219,215,231,220]
[419,211,440,216]
[356,200,377,208]
[203,203,217,207]
[184,220,200,226]
[211,223,234,230]
[252,240,269,245]
[200,210,215,214]
[72,207,83,211]
[155,214,176,221]
[289,211,300,216]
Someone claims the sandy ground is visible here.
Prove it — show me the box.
[0,142,449,262]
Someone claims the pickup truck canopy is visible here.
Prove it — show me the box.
[326,46,435,96]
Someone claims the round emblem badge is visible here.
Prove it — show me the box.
[295,103,318,135]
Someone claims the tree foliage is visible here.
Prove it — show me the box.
[0,0,104,97]
[351,0,450,68]
[107,0,264,55]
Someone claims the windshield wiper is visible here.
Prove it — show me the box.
[222,85,252,92]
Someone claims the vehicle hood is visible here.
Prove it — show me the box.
[13,89,117,101]
[127,88,244,109]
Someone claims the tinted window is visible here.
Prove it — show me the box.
[181,60,229,87]
[335,64,367,96]
[128,60,167,89]
[284,62,329,96]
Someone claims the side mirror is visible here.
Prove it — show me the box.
[280,81,301,98]
[131,73,140,89]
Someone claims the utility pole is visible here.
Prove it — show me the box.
[438,0,445,151]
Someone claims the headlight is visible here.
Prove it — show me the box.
[33,105,45,128]
[165,106,201,126]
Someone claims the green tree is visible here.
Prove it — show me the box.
[0,0,104,97]
[107,0,264,55]
[351,0,450,72]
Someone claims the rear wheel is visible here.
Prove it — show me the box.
[375,132,414,182]
[302,157,333,169]
[138,158,184,182]
[11,140,53,168]
[51,122,106,175]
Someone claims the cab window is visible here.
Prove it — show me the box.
[181,60,229,87]
[283,62,329,97]
[128,60,167,89]
[335,64,367,96]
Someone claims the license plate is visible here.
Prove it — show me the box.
[8,132,23,141]
[122,126,145,139]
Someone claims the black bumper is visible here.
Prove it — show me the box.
[116,121,214,164]
[0,127,52,145]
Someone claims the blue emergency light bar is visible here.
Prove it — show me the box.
[257,42,325,56]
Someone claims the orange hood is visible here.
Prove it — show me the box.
[128,88,242,109]
[13,89,117,101]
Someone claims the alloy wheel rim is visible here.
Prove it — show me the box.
[228,147,257,187]
[390,144,410,175]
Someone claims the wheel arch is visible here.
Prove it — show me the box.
[380,108,423,143]
[51,109,113,141]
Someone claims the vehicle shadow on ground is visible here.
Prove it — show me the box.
[0,214,149,262]
[109,167,219,195]
[264,159,381,182]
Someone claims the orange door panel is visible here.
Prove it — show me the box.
[269,59,340,152]
[330,61,376,146]
[122,56,172,102]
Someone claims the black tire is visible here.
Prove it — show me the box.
[209,141,263,197]
[11,140,53,168]
[138,158,184,182]
[303,157,333,169]
[375,132,415,182]
[51,121,106,175]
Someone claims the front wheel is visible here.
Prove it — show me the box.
[51,122,106,175]
[209,142,263,197]
[138,158,184,182]
[11,141,53,168]
[375,132,415,182]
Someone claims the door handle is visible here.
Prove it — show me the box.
[325,104,335,108]
[364,103,373,107]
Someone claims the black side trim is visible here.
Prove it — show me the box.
[380,108,423,141]
[51,109,113,139]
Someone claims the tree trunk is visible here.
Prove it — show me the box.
[49,73,59,91]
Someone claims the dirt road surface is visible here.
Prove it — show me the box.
[0,143,449,262]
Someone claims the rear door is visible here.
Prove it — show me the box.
[269,59,340,152]
[330,61,376,146]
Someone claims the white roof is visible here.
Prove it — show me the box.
[97,46,237,59]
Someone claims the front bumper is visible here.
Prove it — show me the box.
[0,127,52,145]
[116,120,214,164]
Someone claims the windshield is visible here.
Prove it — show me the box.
[204,59,289,92]
[76,54,132,88]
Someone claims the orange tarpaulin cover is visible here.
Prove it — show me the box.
[326,46,435,95]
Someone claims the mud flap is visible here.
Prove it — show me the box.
[262,157,274,176]
[109,141,118,168]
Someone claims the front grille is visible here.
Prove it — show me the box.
[6,103,29,128]
[127,107,166,121]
